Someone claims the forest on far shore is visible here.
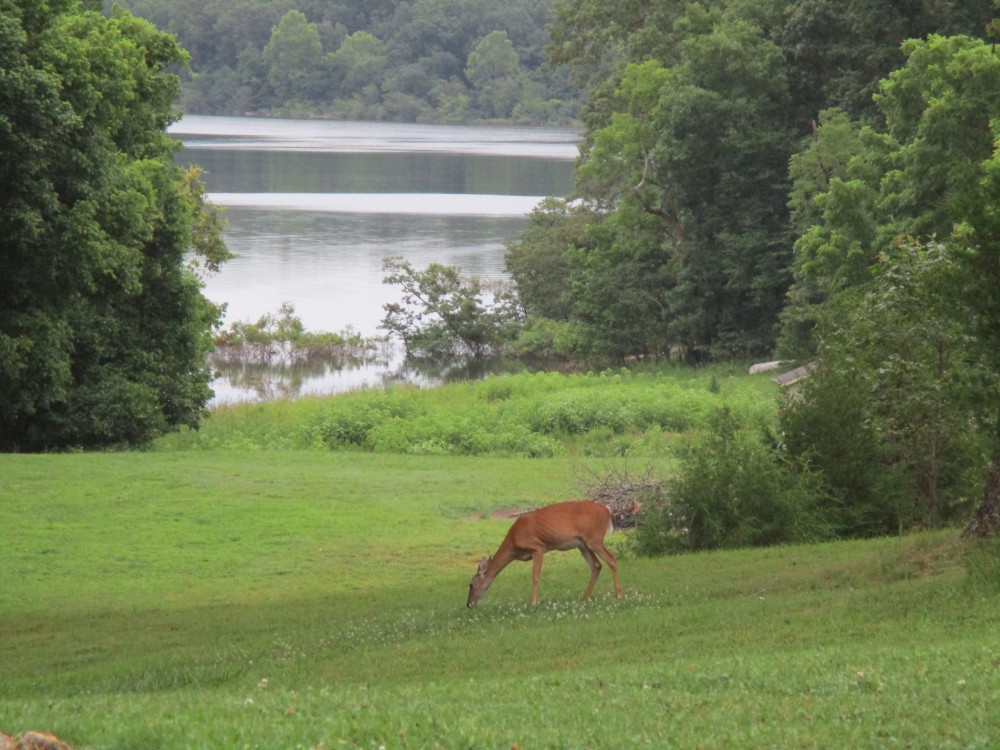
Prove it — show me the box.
[108,0,581,124]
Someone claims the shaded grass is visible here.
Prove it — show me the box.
[2,452,998,749]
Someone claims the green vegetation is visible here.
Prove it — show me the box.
[0,1,229,451]
[154,365,776,456]
[109,0,580,124]
[3,450,999,748]
[5,2,1000,739]
[505,0,996,361]
[380,258,520,360]
[214,302,389,362]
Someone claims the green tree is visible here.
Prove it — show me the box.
[777,109,872,356]
[636,408,831,554]
[380,258,521,359]
[326,30,388,99]
[0,1,228,450]
[262,9,323,102]
[782,35,1000,536]
[575,14,796,358]
[783,242,995,533]
[504,197,594,322]
[776,0,996,125]
[465,30,523,118]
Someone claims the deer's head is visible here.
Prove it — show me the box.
[466,557,491,607]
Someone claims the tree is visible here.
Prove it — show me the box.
[504,197,594,322]
[636,408,831,554]
[0,1,228,450]
[775,0,996,125]
[326,31,388,99]
[777,108,867,356]
[465,30,523,118]
[783,241,996,533]
[783,35,1000,536]
[380,258,521,359]
[574,14,797,358]
[262,9,323,102]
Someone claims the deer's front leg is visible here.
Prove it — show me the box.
[530,549,545,605]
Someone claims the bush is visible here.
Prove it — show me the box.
[780,361,913,537]
[635,408,832,555]
[302,391,420,449]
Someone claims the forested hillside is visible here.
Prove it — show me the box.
[108,0,580,123]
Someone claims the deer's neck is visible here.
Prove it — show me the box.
[485,539,519,580]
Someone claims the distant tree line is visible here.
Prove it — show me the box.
[108,0,581,124]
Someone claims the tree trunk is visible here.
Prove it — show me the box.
[962,457,1000,538]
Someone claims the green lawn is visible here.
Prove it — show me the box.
[2,451,998,749]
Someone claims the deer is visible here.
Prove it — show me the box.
[467,500,623,607]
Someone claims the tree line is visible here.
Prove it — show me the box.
[108,0,581,124]
[516,0,1000,539]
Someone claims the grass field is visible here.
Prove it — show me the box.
[2,449,998,749]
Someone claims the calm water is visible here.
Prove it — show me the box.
[169,116,578,403]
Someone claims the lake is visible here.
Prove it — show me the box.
[169,116,578,403]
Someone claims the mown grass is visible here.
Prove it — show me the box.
[2,450,998,749]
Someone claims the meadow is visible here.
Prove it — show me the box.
[2,367,999,749]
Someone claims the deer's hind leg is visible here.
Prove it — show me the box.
[592,541,622,599]
[579,545,603,600]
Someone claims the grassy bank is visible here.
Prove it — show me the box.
[2,450,998,748]
[154,365,778,456]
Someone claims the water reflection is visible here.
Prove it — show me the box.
[170,115,578,405]
[209,351,411,404]
[186,150,573,196]
[208,348,550,406]
[170,115,580,159]
[201,208,519,338]
[208,192,544,216]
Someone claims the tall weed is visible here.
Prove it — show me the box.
[156,365,780,458]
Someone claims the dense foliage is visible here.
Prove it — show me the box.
[380,258,521,359]
[779,33,1000,536]
[505,1,1000,537]
[0,0,229,450]
[107,0,581,123]
[506,0,995,360]
[634,408,830,554]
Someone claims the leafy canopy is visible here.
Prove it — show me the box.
[0,0,229,450]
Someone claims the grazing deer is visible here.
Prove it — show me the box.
[467,500,623,606]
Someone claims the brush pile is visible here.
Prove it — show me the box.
[579,463,668,529]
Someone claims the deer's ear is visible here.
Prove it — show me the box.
[477,558,490,575]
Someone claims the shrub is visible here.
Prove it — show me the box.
[635,408,832,555]
[302,391,420,449]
